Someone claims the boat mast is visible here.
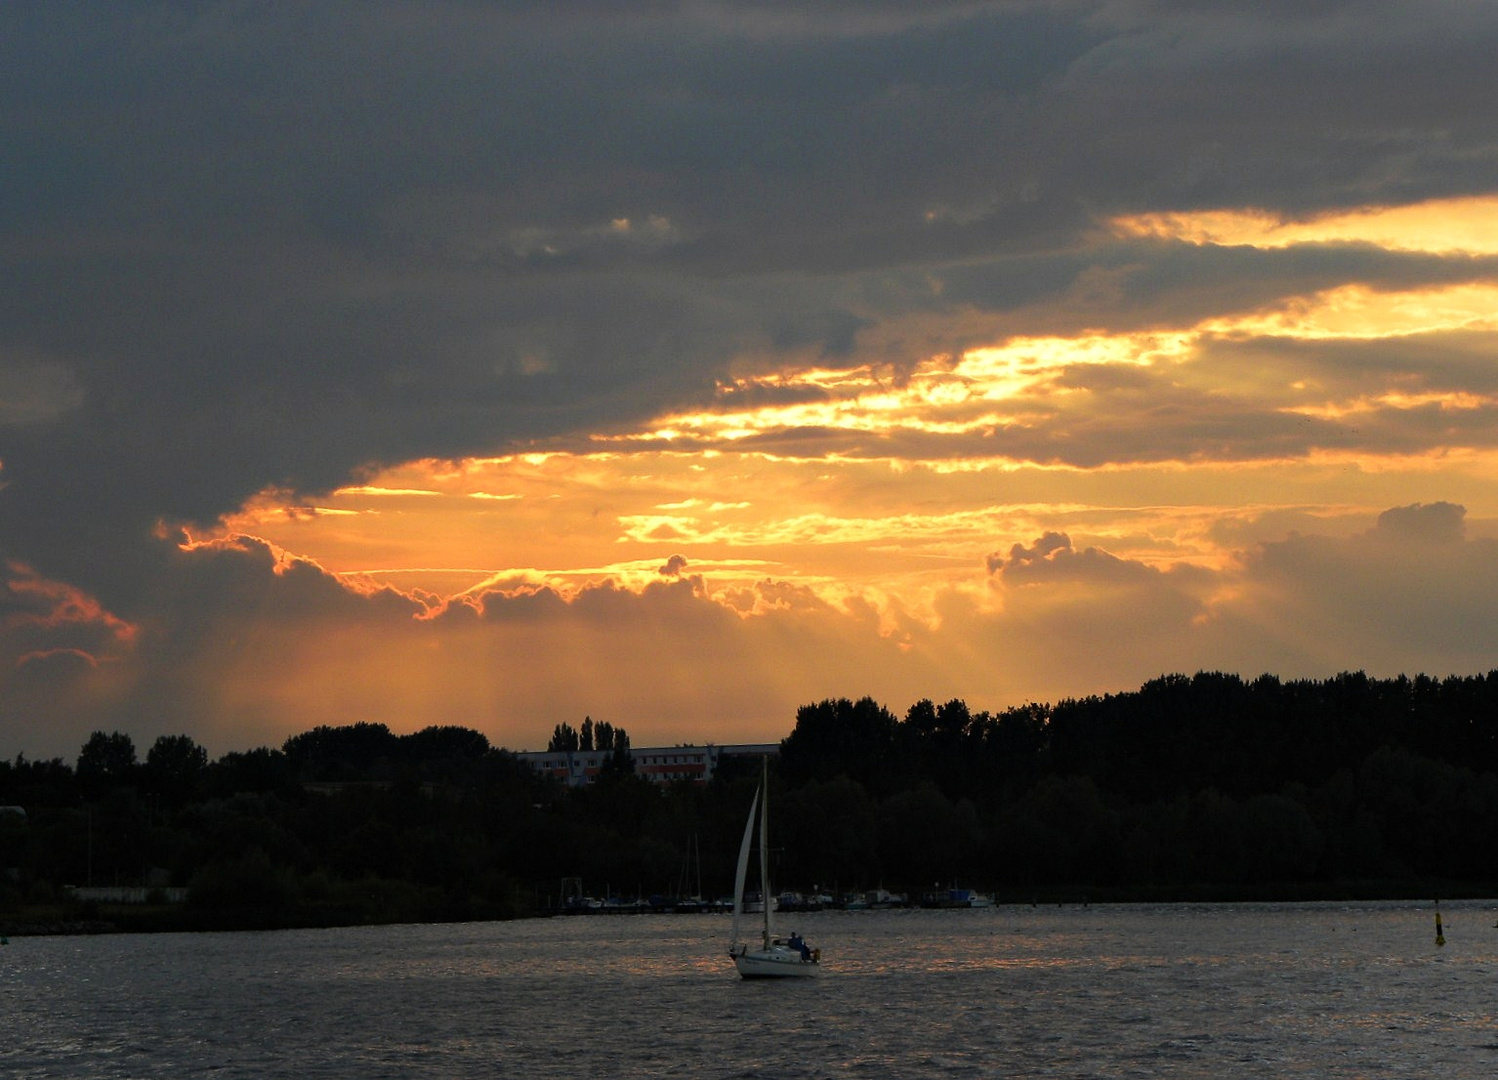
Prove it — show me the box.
[759,755,772,949]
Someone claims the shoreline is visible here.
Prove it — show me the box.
[5,879,1494,936]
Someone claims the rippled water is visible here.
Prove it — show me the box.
[3,901,1497,1078]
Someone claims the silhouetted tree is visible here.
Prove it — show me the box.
[0,754,77,807]
[76,730,138,795]
[401,725,490,761]
[879,782,979,892]
[600,727,634,777]
[206,748,295,797]
[282,722,399,781]
[781,697,901,795]
[397,726,491,785]
[777,774,879,890]
[144,734,208,806]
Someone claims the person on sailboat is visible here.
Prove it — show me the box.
[788,931,811,961]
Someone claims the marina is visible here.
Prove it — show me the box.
[556,888,977,915]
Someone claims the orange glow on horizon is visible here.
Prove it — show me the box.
[172,186,1498,744]
[200,288,1498,633]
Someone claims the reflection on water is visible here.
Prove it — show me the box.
[2,901,1497,1078]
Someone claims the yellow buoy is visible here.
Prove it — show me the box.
[1436,907,1446,947]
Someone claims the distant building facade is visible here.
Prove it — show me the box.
[515,743,779,787]
[67,886,189,904]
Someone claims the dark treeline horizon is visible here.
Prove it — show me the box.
[4,668,1498,931]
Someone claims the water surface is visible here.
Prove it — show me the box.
[3,901,1495,1078]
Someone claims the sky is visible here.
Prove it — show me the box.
[6,1,1498,762]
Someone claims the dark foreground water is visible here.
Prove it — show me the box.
[3,901,1496,1078]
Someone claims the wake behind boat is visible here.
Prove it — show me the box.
[727,757,821,979]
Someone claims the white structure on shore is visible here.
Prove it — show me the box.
[516,743,779,787]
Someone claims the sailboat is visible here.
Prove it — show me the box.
[674,834,709,913]
[728,757,821,978]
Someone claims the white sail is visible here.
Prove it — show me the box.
[729,784,760,950]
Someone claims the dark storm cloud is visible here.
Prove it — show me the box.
[1063,1,1498,212]
[4,0,1498,601]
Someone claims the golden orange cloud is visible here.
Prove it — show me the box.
[1202,283,1498,340]
[1110,195,1498,255]
[4,560,138,644]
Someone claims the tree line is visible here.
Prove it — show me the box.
[4,669,1498,932]
[774,671,1498,895]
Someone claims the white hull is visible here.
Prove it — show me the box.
[731,945,820,979]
